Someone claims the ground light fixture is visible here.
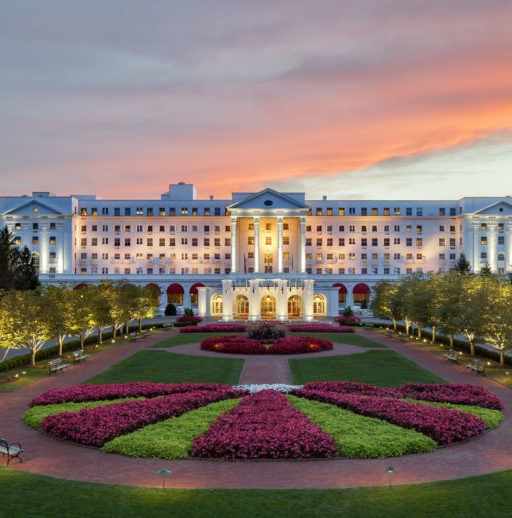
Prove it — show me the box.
[157,469,172,489]
[385,466,396,488]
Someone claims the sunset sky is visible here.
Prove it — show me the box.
[1,1,511,201]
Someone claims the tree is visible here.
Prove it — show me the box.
[44,284,74,356]
[481,278,512,366]
[0,228,39,290]
[370,282,400,331]
[435,271,465,347]
[68,287,96,350]
[0,290,52,366]
[453,253,471,274]
[91,281,116,344]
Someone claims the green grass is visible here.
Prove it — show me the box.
[0,367,48,392]
[288,395,436,458]
[3,467,512,517]
[102,399,241,459]
[290,332,387,348]
[150,333,241,348]
[289,350,445,386]
[85,351,244,385]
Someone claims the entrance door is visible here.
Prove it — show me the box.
[287,295,302,319]
[260,295,276,319]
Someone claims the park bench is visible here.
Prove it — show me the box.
[466,358,487,376]
[129,332,138,342]
[162,323,173,328]
[0,437,23,465]
[385,330,393,337]
[47,357,71,376]
[443,348,461,363]
[141,329,151,337]
[71,350,90,363]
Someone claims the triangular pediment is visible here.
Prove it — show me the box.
[228,188,308,213]
[2,200,64,216]
[473,199,512,216]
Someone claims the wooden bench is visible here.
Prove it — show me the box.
[129,333,138,342]
[47,357,71,375]
[466,358,487,376]
[385,330,393,337]
[71,350,90,363]
[0,437,23,465]
[443,348,461,363]
[141,329,151,337]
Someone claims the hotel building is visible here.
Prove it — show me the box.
[1,183,511,320]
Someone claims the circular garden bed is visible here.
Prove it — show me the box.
[200,335,333,354]
[25,381,504,460]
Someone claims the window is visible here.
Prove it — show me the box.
[147,208,154,216]
[481,236,488,245]
[416,238,423,247]
[361,253,367,260]
[349,253,356,260]
[148,225,153,232]
[338,253,345,260]
[33,223,39,230]
[416,253,423,260]
[91,238,98,246]
[214,208,221,216]
[124,225,131,232]
[339,238,345,246]
[439,225,445,232]
[326,208,333,216]
[32,237,39,245]
[136,238,143,245]
[181,225,187,232]
[326,238,333,246]
[266,223,272,231]
[160,238,166,246]
[439,238,446,246]
[416,225,422,233]
[383,238,390,246]
[498,236,505,245]
[204,238,210,246]
[361,208,367,216]
[265,237,272,245]
[394,225,400,232]
[316,238,322,246]
[338,225,345,232]
[498,223,505,231]
[383,208,390,216]
[316,225,322,232]
[49,236,56,245]
[169,238,176,246]
[214,238,221,246]
[181,238,187,245]
[125,208,131,216]
[481,223,487,230]
[450,208,456,216]
[450,238,456,247]
[349,225,355,232]
[406,238,412,246]
[439,208,445,216]
[349,207,355,215]
[349,238,356,245]
[439,253,445,260]
[159,208,166,216]
[124,238,131,246]
[406,225,412,232]
[372,238,378,246]
[394,238,400,245]
[361,225,367,233]
[147,238,153,246]
[371,208,378,216]
[114,208,120,216]
[406,253,413,260]
[416,208,423,216]
[361,238,368,247]
[394,207,401,215]
[394,253,401,259]
[225,238,231,246]
[159,225,165,232]
[338,208,345,216]
[406,208,412,216]
[316,208,322,216]
[372,225,378,232]
[50,223,56,230]
[283,236,290,245]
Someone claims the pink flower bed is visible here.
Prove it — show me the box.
[287,323,355,333]
[301,381,503,410]
[180,323,248,333]
[201,335,333,354]
[191,390,338,459]
[41,387,243,447]
[291,388,487,445]
[398,383,504,410]
[333,316,361,325]
[30,382,234,406]
[176,316,203,323]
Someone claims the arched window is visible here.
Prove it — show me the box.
[190,283,205,304]
[211,294,223,317]
[313,294,327,317]
[260,295,276,319]
[353,283,371,305]
[167,283,184,304]
[234,295,249,319]
[287,295,302,319]
[333,283,347,303]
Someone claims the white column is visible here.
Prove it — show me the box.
[222,280,234,321]
[248,279,260,321]
[231,216,237,273]
[507,222,512,273]
[303,279,314,321]
[300,216,307,273]
[488,221,496,272]
[254,216,260,273]
[472,222,480,273]
[277,216,283,273]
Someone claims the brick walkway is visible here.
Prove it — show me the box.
[2,328,512,489]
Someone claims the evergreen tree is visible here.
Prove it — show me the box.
[14,246,40,290]
[453,253,471,274]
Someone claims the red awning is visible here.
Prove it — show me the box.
[353,283,371,294]
[167,283,184,294]
[189,283,205,295]
[332,283,347,294]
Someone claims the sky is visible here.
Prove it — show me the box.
[1,0,512,201]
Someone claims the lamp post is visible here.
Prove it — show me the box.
[157,469,172,489]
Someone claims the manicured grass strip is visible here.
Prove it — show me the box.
[288,395,436,458]
[289,332,386,348]
[85,351,244,385]
[23,398,142,430]
[0,368,48,392]
[4,468,512,517]
[151,333,241,348]
[102,399,241,459]
[289,351,444,387]
[405,399,504,429]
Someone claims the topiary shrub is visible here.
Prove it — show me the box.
[247,324,285,340]
[165,303,177,316]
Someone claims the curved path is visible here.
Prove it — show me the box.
[2,328,512,489]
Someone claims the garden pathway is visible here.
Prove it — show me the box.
[2,328,512,489]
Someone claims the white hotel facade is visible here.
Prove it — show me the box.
[1,182,511,321]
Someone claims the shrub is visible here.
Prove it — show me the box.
[164,303,177,316]
[179,324,247,333]
[287,323,355,333]
[247,323,285,340]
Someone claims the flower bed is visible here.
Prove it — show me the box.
[291,388,487,444]
[27,381,502,459]
[287,323,355,333]
[180,323,247,333]
[41,387,243,447]
[200,335,333,354]
[29,382,232,406]
[190,390,338,459]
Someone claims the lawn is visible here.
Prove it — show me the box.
[150,333,241,348]
[2,466,512,517]
[289,350,445,386]
[85,351,244,385]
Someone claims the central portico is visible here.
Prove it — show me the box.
[227,188,309,275]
